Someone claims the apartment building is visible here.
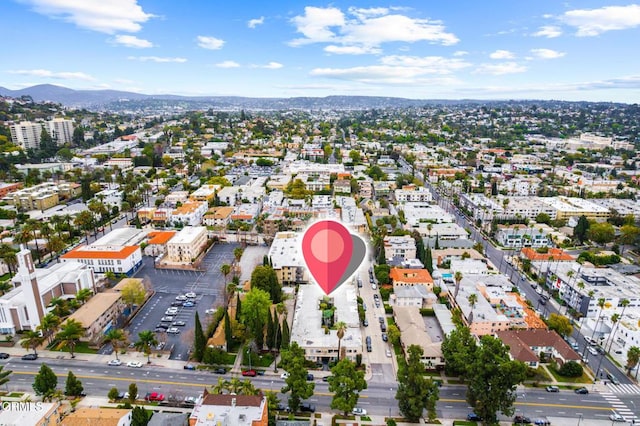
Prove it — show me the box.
[62,408,132,426]
[0,402,61,426]
[47,118,74,145]
[395,185,433,203]
[170,201,208,227]
[268,231,308,284]
[393,306,444,369]
[2,182,60,211]
[189,184,220,203]
[10,121,43,149]
[166,226,208,263]
[189,391,267,426]
[203,206,234,227]
[66,291,123,344]
[383,235,416,262]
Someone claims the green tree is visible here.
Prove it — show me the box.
[37,312,61,345]
[441,326,477,377]
[241,288,271,349]
[55,319,84,358]
[424,246,433,274]
[280,342,314,413]
[135,330,158,364]
[573,215,590,244]
[108,387,120,401]
[224,310,233,352]
[396,345,439,422]
[266,308,275,351]
[466,335,527,425]
[328,358,367,415]
[120,279,146,311]
[281,319,290,350]
[194,312,206,362]
[104,328,127,361]
[128,383,138,403]
[250,265,282,303]
[20,330,44,355]
[387,324,401,346]
[558,360,583,377]
[285,179,311,199]
[64,371,84,397]
[335,321,348,360]
[587,222,615,245]
[33,364,57,401]
[131,406,149,426]
[546,313,573,337]
[618,224,640,254]
[626,346,640,375]
[0,364,12,388]
[74,288,93,305]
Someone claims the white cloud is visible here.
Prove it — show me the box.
[474,62,527,75]
[310,55,469,85]
[215,61,240,68]
[289,6,458,53]
[196,35,225,50]
[530,48,565,59]
[324,45,381,55]
[561,4,640,36]
[453,50,469,57]
[113,34,153,48]
[532,25,562,38]
[489,49,514,59]
[21,0,154,34]
[248,16,264,28]
[251,62,283,69]
[127,56,187,63]
[8,69,95,81]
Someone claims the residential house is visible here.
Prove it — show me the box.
[189,391,268,426]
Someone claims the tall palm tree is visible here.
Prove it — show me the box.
[20,330,44,354]
[607,298,630,351]
[104,328,127,361]
[56,319,84,358]
[37,312,61,344]
[24,220,42,263]
[0,364,12,388]
[220,264,231,285]
[467,294,478,324]
[453,271,463,300]
[335,321,347,360]
[48,297,70,317]
[590,298,610,347]
[135,330,158,364]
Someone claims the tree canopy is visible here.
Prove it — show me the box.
[328,358,367,415]
[395,345,439,422]
[250,265,282,303]
[280,342,315,413]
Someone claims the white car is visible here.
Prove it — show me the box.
[127,361,143,368]
[352,408,367,416]
[205,309,216,315]
[588,346,599,356]
[107,359,122,366]
[280,372,290,379]
[175,295,187,301]
[166,327,180,334]
[610,412,625,422]
[185,292,196,298]
[165,307,179,315]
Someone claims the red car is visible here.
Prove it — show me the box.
[242,369,257,377]
[145,392,165,402]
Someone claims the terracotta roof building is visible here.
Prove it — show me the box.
[61,245,142,276]
[389,268,434,290]
[520,248,575,262]
[62,408,132,426]
[189,390,268,426]
[495,329,580,368]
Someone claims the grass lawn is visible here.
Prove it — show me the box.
[48,340,98,354]
[453,421,477,426]
[242,349,274,368]
[547,367,593,384]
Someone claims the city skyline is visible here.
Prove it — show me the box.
[2,1,640,103]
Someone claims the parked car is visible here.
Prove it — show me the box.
[386,348,392,357]
[124,392,138,400]
[322,375,332,382]
[161,316,174,322]
[382,333,388,342]
[214,368,226,374]
[362,319,368,327]
[533,418,551,426]
[574,387,589,394]
[299,403,316,413]
[185,292,197,298]
[467,413,482,421]
[588,346,599,356]
[183,364,196,370]
[513,415,531,424]
[242,369,257,377]
[175,295,187,301]
[280,372,290,379]
[306,373,314,381]
[183,396,198,405]
[610,412,626,422]
[205,308,216,315]
[171,301,184,307]
[182,301,195,307]
[352,407,367,416]
[0,353,10,359]
[145,392,165,402]
[108,359,122,366]
[21,353,38,360]
[127,361,143,368]
[545,385,559,392]
[166,307,179,315]
[166,327,180,334]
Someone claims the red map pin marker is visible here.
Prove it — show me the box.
[302,220,354,295]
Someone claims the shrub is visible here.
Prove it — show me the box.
[420,308,435,317]
[558,360,583,377]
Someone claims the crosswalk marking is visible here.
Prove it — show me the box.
[598,390,638,421]
[606,383,640,395]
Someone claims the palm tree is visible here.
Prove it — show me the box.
[104,328,127,361]
[590,298,610,347]
[233,247,244,265]
[0,364,12,389]
[20,330,44,354]
[607,299,630,352]
[604,313,620,353]
[467,294,478,324]
[56,319,84,358]
[37,313,61,344]
[220,264,231,285]
[24,220,42,264]
[48,297,70,317]
[135,330,158,364]
[335,321,347,360]
[74,288,93,305]
[453,271,463,300]
[211,377,228,394]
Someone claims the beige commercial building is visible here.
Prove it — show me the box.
[167,226,208,263]
[66,292,123,344]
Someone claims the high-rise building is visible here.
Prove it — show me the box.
[47,118,74,145]
[9,121,43,150]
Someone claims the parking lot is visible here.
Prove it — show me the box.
[127,243,239,361]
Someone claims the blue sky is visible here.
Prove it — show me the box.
[2,0,640,102]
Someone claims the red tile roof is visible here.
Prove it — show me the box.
[520,248,575,262]
[389,268,433,284]
[62,245,139,260]
[147,231,176,245]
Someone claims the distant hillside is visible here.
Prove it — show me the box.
[0,84,151,107]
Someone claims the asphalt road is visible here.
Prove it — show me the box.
[126,243,239,361]
[427,184,632,388]
[2,357,633,422]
